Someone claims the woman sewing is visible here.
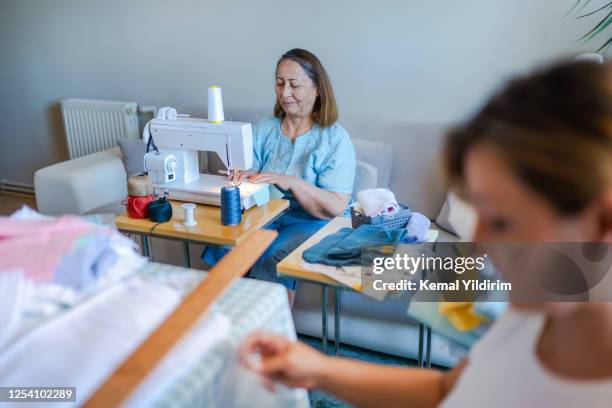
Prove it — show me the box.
[203,49,356,303]
[240,61,612,407]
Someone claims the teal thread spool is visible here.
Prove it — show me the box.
[148,198,172,222]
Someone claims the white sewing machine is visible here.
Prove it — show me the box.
[143,107,269,209]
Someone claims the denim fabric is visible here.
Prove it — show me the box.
[302,224,407,267]
[202,206,328,290]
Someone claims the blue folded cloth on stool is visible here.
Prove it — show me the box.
[302,224,406,267]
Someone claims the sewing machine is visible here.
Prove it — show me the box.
[143,110,269,209]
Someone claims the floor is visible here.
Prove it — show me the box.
[299,335,419,407]
[0,192,37,215]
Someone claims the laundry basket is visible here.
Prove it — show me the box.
[350,205,411,229]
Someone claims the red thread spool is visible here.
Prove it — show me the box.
[126,195,156,219]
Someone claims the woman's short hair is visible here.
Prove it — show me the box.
[273,48,338,128]
[444,60,612,215]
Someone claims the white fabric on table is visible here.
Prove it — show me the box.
[300,261,362,290]
[125,312,230,407]
[0,205,147,351]
[215,354,307,408]
[0,270,30,349]
[9,205,54,221]
[0,275,230,407]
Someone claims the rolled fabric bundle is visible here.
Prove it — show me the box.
[357,188,399,217]
[128,175,154,197]
[404,212,431,242]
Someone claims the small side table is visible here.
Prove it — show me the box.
[277,216,433,364]
[115,199,289,267]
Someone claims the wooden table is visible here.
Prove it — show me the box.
[277,217,352,355]
[277,216,433,365]
[277,217,350,285]
[115,199,289,267]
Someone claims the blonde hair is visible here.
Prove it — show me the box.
[444,61,612,214]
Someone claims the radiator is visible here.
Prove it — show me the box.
[61,99,139,159]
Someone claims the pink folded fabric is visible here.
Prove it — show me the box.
[0,216,108,283]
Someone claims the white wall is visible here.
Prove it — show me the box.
[0,0,600,184]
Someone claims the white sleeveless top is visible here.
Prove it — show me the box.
[440,308,612,407]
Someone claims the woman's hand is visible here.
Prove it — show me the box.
[249,172,296,191]
[218,169,259,184]
[240,331,328,390]
[241,331,460,407]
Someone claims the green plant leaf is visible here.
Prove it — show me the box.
[577,1,612,18]
[597,37,612,52]
[579,9,612,42]
[576,0,594,13]
[568,0,584,15]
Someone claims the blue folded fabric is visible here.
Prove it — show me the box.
[303,224,406,266]
[53,235,118,290]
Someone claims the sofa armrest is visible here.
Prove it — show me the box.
[34,148,127,215]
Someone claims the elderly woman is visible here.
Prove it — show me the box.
[239,61,612,407]
[203,49,356,302]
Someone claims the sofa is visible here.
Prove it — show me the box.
[34,111,462,366]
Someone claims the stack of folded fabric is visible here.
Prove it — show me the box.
[303,224,407,267]
[357,188,400,217]
[0,273,231,406]
[0,206,146,349]
[0,271,30,348]
[356,188,436,243]
[301,224,407,290]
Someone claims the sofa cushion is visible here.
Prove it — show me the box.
[352,160,378,199]
[430,221,459,242]
[352,138,392,188]
[117,138,146,176]
[435,197,456,235]
[342,121,448,219]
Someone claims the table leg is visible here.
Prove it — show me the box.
[425,326,432,368]
[322,285,328,355]
[183,241,191,268]
[417,323,424,367]
[141,235,150,260]
[334,287,341,355]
